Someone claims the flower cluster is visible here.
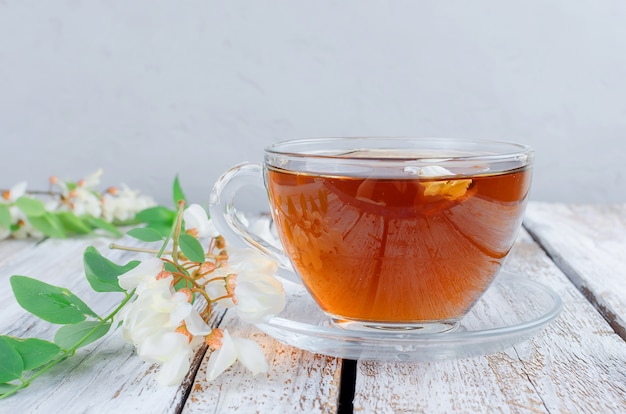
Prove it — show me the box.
[0,170,155,240]
[116,203,285,385]
[0,178,286,399]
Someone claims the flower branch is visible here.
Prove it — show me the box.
[0,176,286,398]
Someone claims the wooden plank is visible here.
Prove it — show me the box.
[352,228,626,413]
[182,310,342,413]
[524,202,626,338]
[1,236,341,413]
[0,236,206,413]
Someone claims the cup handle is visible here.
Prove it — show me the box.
[208,162,300,283]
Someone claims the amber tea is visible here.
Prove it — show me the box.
[266,164,531,329]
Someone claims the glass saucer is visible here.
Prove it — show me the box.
[255,271,562,361]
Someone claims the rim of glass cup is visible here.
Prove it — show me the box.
[265,137,534,164]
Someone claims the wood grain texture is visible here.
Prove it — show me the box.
[352,228,626,413]
[182,310,342,413]
[0,238,36,268]
[524,202,626,339]
[2,203,626,413]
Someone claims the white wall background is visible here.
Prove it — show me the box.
[1,1,625,206]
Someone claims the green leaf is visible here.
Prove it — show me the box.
[1,337,61,371]
[0,382,19,396]
[179,233,205,263]
[28,212,66,238]
[173,175,187,206]
[163,261,178,273]
[82,216,123,237]
[147,222,174,238]
[15,196,46,217]
[0,337,24,383]
[10,276,98,324]
[83,246,139,293]
[127,227,164,242]
[54,321,111,350]
[55,211,93,234]
[0,204,11,229]
[135,206,176,225]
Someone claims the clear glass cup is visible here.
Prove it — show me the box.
[209,137,534,333]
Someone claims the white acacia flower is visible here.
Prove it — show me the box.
[231,271,286,323]
[121,297,168,346]
[184,309,213,337]
[102,184,155,223]
[1,182,50,240]
[50,170,104,218]
[71,187,102,217]
[210,249,278,280]
[205,329,268,381]
[118,257,165,291]
[78,169,104,189]
[183,204,219,238]
[2,181,27,202]
[117,257,216,386]
[139,331,192,386]
[52,170,102,195]
[207,249,285,322]
[121,289,210,345]
[0,183,20,238]
[119,284,181,342]
[248,217,282,248]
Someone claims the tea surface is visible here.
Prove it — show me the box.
[266,166,532,323]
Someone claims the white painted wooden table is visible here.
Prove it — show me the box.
[1,202,625,413]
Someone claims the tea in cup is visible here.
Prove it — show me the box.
[209,138,533,333]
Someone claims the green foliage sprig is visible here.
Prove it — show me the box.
[0,170,156,239]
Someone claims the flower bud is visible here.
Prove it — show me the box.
[205,329,224,350]
[175,323,193,343]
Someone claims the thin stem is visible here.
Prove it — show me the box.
[157,227,174,259]
[182,262,198,270]
[170,200,186,264]
[109,243,173,256]
[160,257,180,270]
[172,271,201,290]
[199,276,227,285]
[102,290,135,323]
[156,203,185,260]
[211,294,234,303]
[0,189,63,196]
[191,287,212,305]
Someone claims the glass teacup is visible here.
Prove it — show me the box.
[209,137,533,333]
